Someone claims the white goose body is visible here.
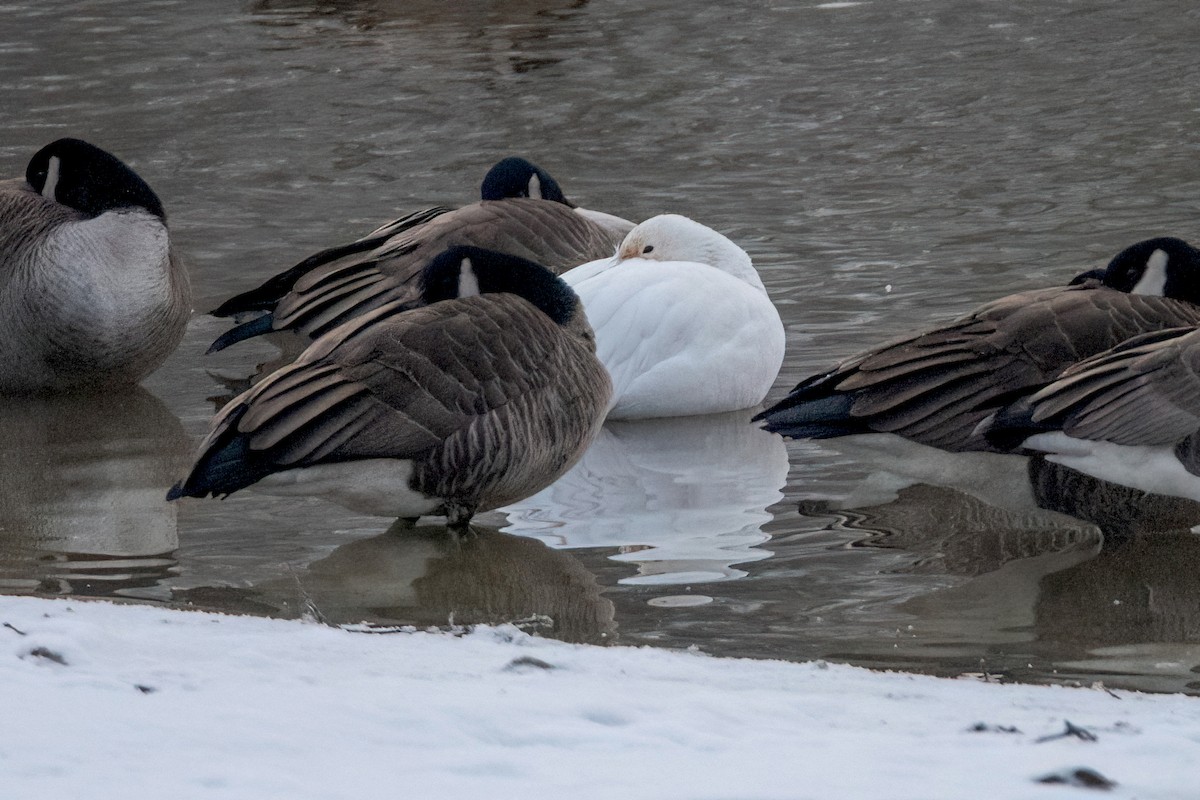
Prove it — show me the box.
[562,214,785,419]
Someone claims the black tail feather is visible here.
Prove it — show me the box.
[754,391,866,439]
[210,241,383,318]
[166,406,276,500]
[980,399,1051,452]
[207,313,277,354]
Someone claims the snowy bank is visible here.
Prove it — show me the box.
[2,595,1196,799]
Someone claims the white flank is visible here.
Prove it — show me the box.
[253,458,441,517]
[1025,431,1200,502]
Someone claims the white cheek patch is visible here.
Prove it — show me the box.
[458,257,481,297]
[41,155,61,200]
[1132,248,1169,296]
[528,173,542,199]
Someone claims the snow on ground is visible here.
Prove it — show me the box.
[2,595,1197,799]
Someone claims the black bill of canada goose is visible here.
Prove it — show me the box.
[0,138,190,394]
[755,237,1200,452]
[207,157,631,353]
[169,246,612,529]
[982,325,1200,502]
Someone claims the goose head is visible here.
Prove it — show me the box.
[1099,237,1200,303]
[479,157,574,207]
[615,214,765,291]
[421,245,595,344]
[25,138,166,221]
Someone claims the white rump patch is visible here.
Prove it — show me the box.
[528,172,542,199]
[1131,248,1169,296]
[41,155,61,200]
[253,459,442,517]
[458,257,481,297]
[1024,431,1200,503]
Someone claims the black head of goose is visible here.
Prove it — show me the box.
[981,324,1200,502]
[206,158,631,353]
[169,246,612,530]
[754,237,1200,452]
[480,156,572,204]
[0,138,190,394]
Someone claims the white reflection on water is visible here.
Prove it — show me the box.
[500,410,789,585]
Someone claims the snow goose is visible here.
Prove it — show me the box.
[0,138,190,393]
[170,246,612,530]
[561,214,785,419]
[208,157,631,352]
[982,325,1200,502]
[755,237,1200,452]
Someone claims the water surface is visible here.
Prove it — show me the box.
[3,0,1200,693]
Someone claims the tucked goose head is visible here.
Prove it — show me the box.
[25,137,166,221]
[421,245,592,342]
[479,156,574,207]
[616,214,763,289]
[1099,236,1200,302]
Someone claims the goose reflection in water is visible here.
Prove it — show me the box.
[500,410,789,585]
[180,520,615,645]
[828,467,1200,691]
[1028,457,1200,539]
[0,388,191,597]
[1036,531,1200,692]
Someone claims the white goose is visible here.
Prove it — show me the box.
[562,214,785,419]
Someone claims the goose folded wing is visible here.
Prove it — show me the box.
[211,205,452,318]
[1021,326,1200,447]
[800,286,1200,450]
[270,201,620,340]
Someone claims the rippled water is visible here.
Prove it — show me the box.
[3,0,1200,693]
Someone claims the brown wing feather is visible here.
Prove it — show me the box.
[816,285,1200,450]
[273,200,623,338]
[223,297,609,494]
[1026,327,1200,446]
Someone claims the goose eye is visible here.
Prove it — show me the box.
[642,245,654,254]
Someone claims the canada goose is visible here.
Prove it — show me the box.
[170,246,612,529]
[755,237,1200,452]
[561,214,785,419]
[0,138,190,393]
[982,324,1200,502]
[207,157,631,352]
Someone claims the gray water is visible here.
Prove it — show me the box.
[3,0,1200,693]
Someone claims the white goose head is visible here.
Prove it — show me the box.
[616,214,765,292]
